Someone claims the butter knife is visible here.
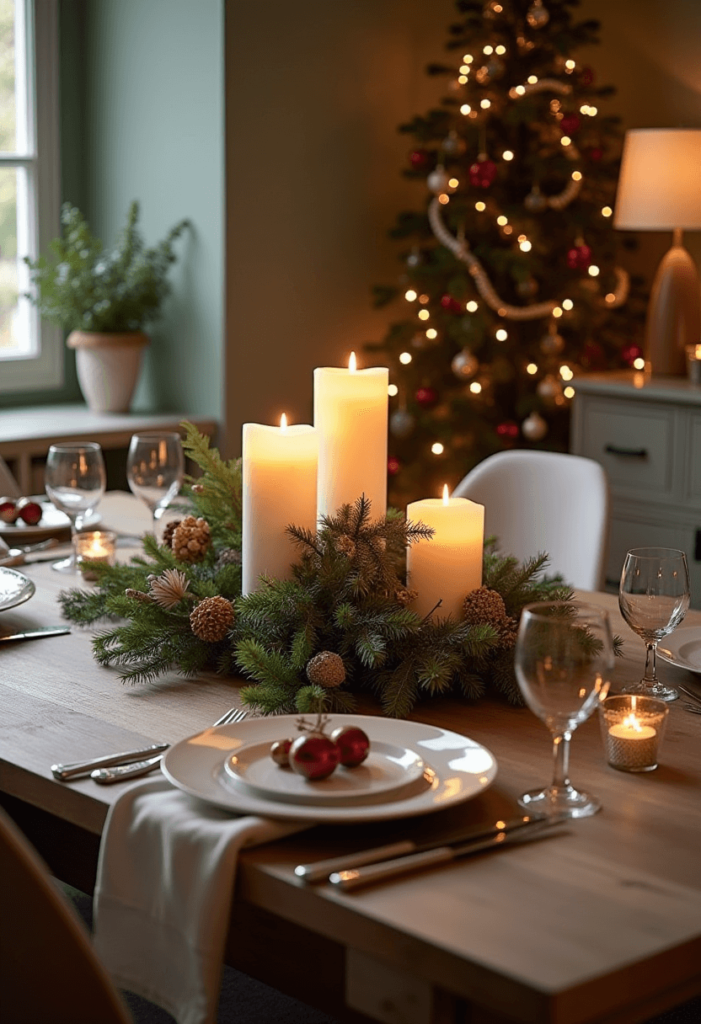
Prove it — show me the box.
[0,627,71,643]
[328,818,563,892]
[295,814,540,883]
[91,754,164,784]
[51,743,169,780]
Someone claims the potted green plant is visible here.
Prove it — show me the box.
[25,202,189,413]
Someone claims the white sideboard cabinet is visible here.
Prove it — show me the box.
[570,372,701,607]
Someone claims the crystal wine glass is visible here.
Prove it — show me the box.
[126,432,185,539]
[515,601,613,819]
[619,547,690,702]
[44,442,106,572]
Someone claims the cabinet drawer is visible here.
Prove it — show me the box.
[577,398,674,496]
[605,516,689,591]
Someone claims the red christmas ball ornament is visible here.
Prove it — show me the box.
[496,421,519,440]
[330,726,370,768]
[409,148,430,170]
[582,340,606,369]
[621,342,643,366]
[440,293,463,314]
[566,244,592,271]
[387,456,401,476]
[415,386,439,407]
[560,113,581,135]
[16,498,42,525]
[0,497,18,523]
[469,157,497,189]
[587,146,603,162]
[289,734,340,781]
[579,66,595,86]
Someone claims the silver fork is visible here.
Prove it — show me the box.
[91,707,249,785]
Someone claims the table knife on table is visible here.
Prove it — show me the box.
[0,627,71,643]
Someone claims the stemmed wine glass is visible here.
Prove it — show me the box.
[514,601,613,819]
[44,442,106,572]
[126,432,185,539]
[619,547,690,702]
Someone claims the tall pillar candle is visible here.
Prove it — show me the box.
[406,488,485,620]
[314,355,389,520]
[242,418,318,595]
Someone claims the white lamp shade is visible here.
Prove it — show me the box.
[614,128,701,231]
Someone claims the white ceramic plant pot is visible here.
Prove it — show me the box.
[67,331,150,413]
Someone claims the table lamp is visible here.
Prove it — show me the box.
[614,128,701,375]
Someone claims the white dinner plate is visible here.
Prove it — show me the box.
[0,501,100,541]
[658,628,701,674]
[162,714,498,823]
[224,738,431,807]
[0,566,35,611]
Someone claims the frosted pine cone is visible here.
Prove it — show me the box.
[172,516,211,563]
[189,595,235,642]
[306,651,346,688]
[148,568,190,609]
[161,519,181,549]
[462,586,508,627]
[216,547,242,570]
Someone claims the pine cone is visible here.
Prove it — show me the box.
[172,515,211,563]
[335,535,356,558]
[463,586,508,627]
[189,595,235,642]
[161,519,181,549]
[216,547,242,569]
[306,651,346,688]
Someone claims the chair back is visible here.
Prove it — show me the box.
[0,455,20,497]
[452,450,609,590]
[0,806,132,1024]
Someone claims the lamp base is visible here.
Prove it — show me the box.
[645,241,701,376]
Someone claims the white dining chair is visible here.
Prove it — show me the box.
[0,806,133,1024]
[0,455,20,497]
[452,449,610,590]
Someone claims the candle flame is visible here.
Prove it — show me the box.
[280,413,288,432]
[442,484,450,505]
[349,351,357,373]
[621,713,643,733]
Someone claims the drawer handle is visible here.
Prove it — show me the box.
[604,444,648,458]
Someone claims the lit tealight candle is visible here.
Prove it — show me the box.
[314,353,389,521]
[600,694,667,772]
[406,485,484,620]
[242,415,318,595]
[75,530,117,579]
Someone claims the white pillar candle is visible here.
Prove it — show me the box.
[314,353,389,521]
[242,417,318,595]
[406,486,484,620]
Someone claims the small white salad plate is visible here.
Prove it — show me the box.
[658,628,701,675]
[162,713,498,823]
[0,566,35,612]
[0,501,100,541]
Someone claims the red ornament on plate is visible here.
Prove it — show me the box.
[0,498,18,523]
[621,342,643,366]
[469,157,497,189]
[496,421,519,440]
[387,456,401,476]
[560,113,581,135]
[415,386,439,407]
[410,148,430,170]
[440,294,463,314]
[567,244,592,271]
[330,726,370,768]
[289,734,340,781]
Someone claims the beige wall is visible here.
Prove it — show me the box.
[224,0,701,457]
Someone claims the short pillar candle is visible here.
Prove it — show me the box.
[406,486,485,620]
[242,417,318,595]
[599,694,668,772]
[314,354,388,521]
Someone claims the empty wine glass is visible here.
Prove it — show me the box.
[44,442,106,572]
[126,432,184,539]
[515,601,613,819]
[619,547,690,702]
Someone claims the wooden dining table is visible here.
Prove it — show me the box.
[1,492,700,1024]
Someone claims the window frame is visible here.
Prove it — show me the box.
[0,0,62,393]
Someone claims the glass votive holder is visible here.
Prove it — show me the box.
[74,530,117,580]
[599,694,669,773]
[685,344,701,386]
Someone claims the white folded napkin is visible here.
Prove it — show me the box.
[93,777,306,1024]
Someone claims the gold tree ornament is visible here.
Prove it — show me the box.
[189,596,235,642]
[306,651,346,688]
[172,515,211,563]
[148,568,191,609]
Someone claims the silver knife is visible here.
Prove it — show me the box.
[51,743,169,780]
[92,754,164,784]
[294,814,542,883]
[0,627,71,642]
[329,818,564,892]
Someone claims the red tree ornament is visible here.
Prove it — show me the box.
[560,113,581,135]
[496,421,519,440]
[415,386,439,407]
[587,146,603,162]
[579,66,595,86]
[621,342,643,366]
[469,157,497,189]
[410,148,430,170]
[440,293,463,314]
[387,456,401,476]
[567,244,592,271]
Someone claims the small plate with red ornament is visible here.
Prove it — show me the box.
[0,498,100,541]
[224,738,431,807]
[161,714,498,823]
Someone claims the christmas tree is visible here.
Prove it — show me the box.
[369,0,645,506]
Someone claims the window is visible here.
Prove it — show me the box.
[0,0,60,392]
